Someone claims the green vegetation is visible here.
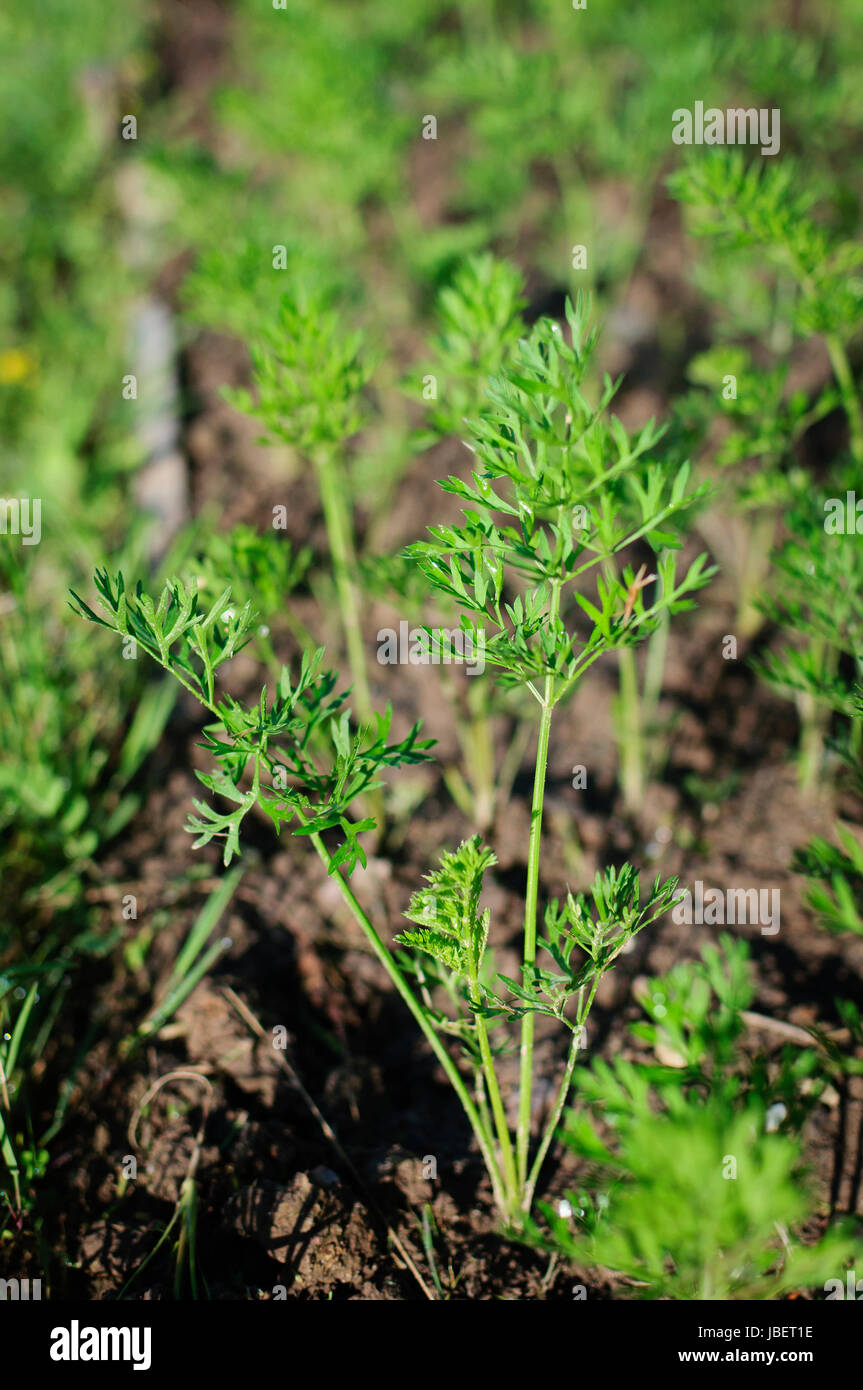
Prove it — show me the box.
[2,0,862,1300]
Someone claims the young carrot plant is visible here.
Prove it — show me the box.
[669,150,862,641]
[525,938,858,1298]
[193,523,314,672]
[412,253,526,447]
[799,823,863,939]
[400,296,715,1217]
[795,687,863,935]
[68,570,523,1214]
[598,453,711,812]
[669,151,863,466]
[71,296,714,1230]
[224,290,377,725]
[753,475,863,792]
[381,254,529,829]
[414,272,712,819]
[672,343,813,640]
[0,537,174,1227]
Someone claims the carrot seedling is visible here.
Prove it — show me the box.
[72,297,715,1229]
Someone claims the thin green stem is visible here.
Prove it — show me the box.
[824,334,863,469]
[469,978,519,1212]
[523,1026,581,1213]
[304,822,507,1214]
[466,679,496,831]
[736,510,775,640]
[642,552,670,725]
[523,974,601,1212]
[796,637,836,794]
[516,580,560,1188]
[474,1070,495,1153]
[438,664,496,830]
[317,449,373,725]
[785,248,863,468]
[603,555,644,813]
[497,718,532,809]
[616,645,643,813]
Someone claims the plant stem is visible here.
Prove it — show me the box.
[825,333,863,468]
[522,1025,582,1213]
[305,822,508,1214]
[603,556,644,814]
[316,449,373,725]
[736,510,775,640]
[642,552,671,732]
[522,973,600,1212]
[789,250,863,467]
[438,664,496,830]
[474,1071,495,1156]
[469,976,520,1212]
[466,679,496,832]
[515,581,560,1188]
[796,637,836,794]
[616,645,644,814]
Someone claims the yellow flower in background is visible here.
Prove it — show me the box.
[0,348,37,385]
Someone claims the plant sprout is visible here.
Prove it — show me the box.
[71,295,715,1229]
